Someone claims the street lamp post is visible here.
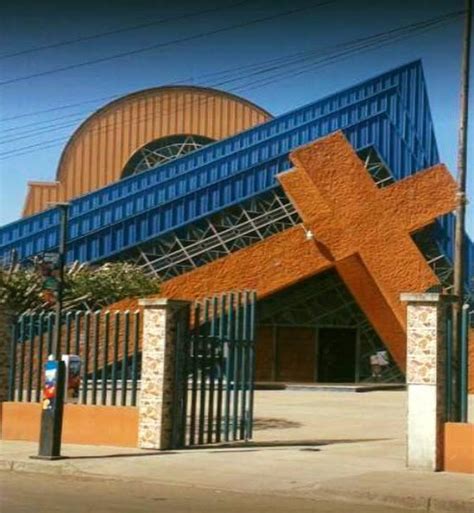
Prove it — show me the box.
[32,203,70,460]
[451,0,472,422]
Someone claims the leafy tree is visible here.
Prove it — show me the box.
[0,261,43,313]
[64,262,160,311]
[0,260,160,314]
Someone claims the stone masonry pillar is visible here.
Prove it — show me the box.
[401,293,455,471]
[0,308,15,403]
[137,298,190,450]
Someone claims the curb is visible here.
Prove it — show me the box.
[429,498,474,513]
[313,488,428,511]
[1,458,472,513]
[1,458,88,477]
[315,487,474,513]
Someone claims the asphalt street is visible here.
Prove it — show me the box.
[1,471,420,513]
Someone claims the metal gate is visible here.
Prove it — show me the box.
[173,291,257,448]
[8,310,141,407]
[444,302,471,422]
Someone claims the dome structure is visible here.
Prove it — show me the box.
[22,86,272,216]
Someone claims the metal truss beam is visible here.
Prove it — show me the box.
[412,225,454,291]
[129,188,301,281]
[359,146,396,188]
[121,148,398,282]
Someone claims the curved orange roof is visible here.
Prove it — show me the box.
[23,85,272,216]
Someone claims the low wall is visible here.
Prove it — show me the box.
[1,402,138,448]
[444,422,474,474]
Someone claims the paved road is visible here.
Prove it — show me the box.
[2,472,417,513]
[3,392,473,512]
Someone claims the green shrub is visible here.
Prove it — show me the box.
[0,260,160,314]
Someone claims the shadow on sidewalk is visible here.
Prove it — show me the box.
[61,438,394,460]
[196,437,393,452]
[63,450,179,460]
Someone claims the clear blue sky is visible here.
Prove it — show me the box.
[0,0,472,236]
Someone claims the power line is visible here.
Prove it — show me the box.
[0,12,460,158]
[1,12,460,139]
[0,136,69,157]
[0,138,70,160]
[0,55,315,137]
[0,0,337,87]
[1,11,458,138]
[1,111,92,132]
[0,95,122,122]
[0,50,307,123]
[0,55,300,131]
[0,118,84,144]
[232,12,463,92]
[0,0,252,60]
[0,11,462,159]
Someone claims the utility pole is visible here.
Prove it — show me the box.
[32,203,70,459]
[452,0,472,421]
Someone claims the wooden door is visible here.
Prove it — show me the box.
[277,327,315,382]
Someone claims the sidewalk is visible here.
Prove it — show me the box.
[2,391,473,512]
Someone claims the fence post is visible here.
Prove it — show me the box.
[0,307,15,403]
[401,292,456,471]
[137,298,190,450]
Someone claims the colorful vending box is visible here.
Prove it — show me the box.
[61,355,81,403]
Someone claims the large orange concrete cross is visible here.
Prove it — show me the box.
[158,132,458,368]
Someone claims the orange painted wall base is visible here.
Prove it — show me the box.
[1,402,138,448]
[444,422,474,474]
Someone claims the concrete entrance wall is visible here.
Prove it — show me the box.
[1,402,138,447]
[1,298,189,450]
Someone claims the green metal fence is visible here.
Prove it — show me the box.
[460,306,472,422]
[8,310,141,406]
[444,303,471,422]
[174,291,257,448]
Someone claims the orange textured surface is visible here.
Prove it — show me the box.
[2,402,138,447]
[109,224,333,314]
[278,132,457,366]
[22,87,271,216]
[335,255,407,365]
[110,132,458,370]
[161,225,332,301]
[280,133,457,326]
[444,422,474,474]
